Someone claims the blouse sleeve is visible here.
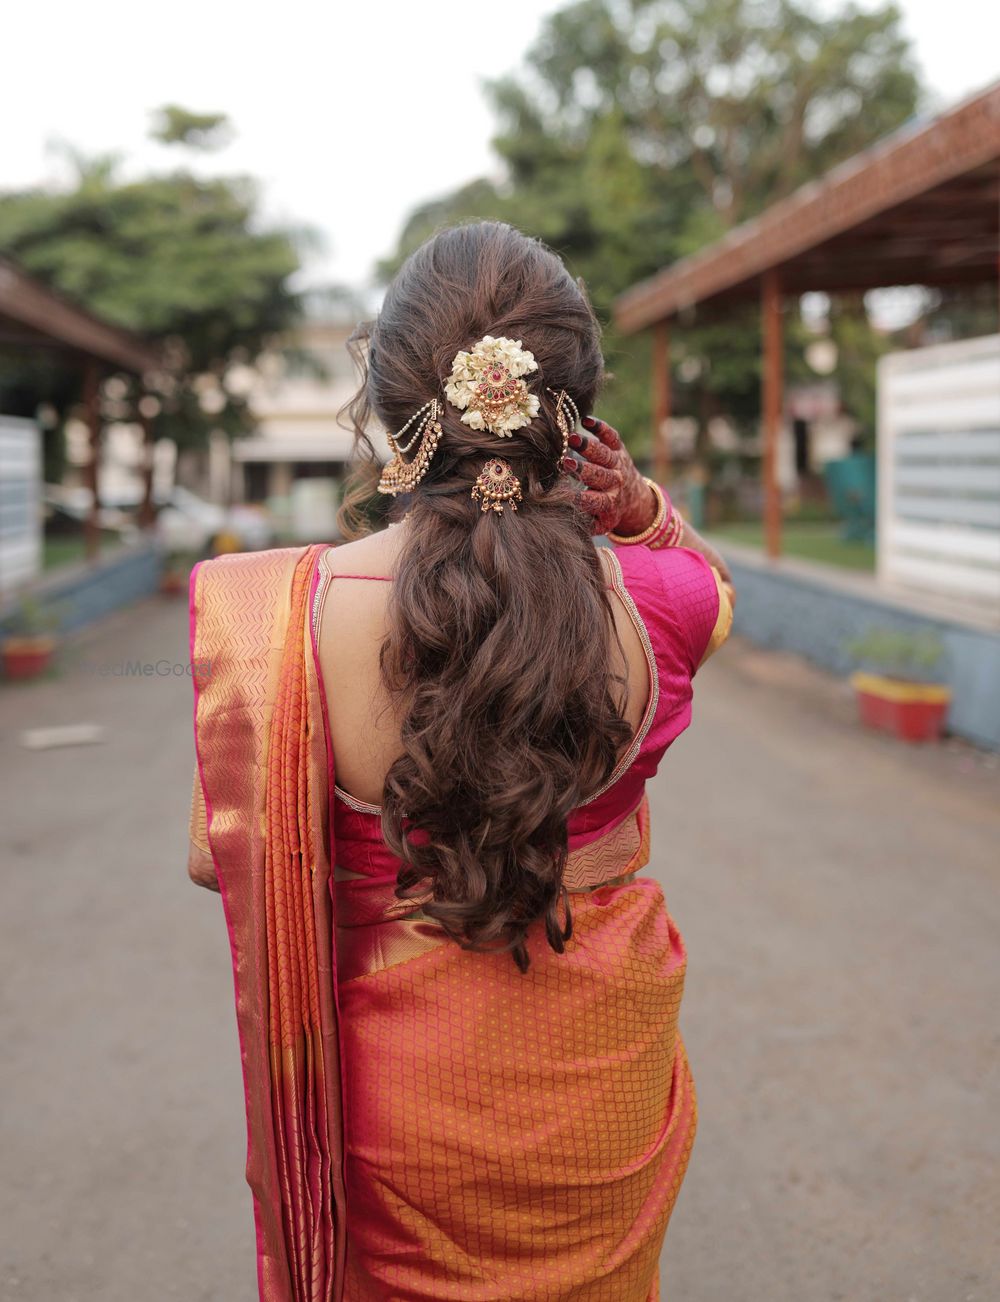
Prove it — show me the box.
[698,565,734,668]
[648,546,732,675]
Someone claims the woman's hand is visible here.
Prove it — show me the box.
[188,842,220,891]
[567,415,737,608]
[567,416,658,537]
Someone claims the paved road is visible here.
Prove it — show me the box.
[1,593,997,1301]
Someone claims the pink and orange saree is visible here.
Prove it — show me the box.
[189,540,731,1301]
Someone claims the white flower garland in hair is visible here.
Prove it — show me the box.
[444,335,541,436]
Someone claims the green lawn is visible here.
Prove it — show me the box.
[43,531,124,571]
[711,521,875,572]
[43,537,87,570]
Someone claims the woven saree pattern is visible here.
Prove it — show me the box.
[263,548,340,1296]
[338,880,695,1301]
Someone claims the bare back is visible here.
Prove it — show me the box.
[317,525,651,808]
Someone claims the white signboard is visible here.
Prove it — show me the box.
[877,334,1000,622]
[0,417,42,601]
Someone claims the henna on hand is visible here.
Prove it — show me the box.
[578,461,622,493]
[578,486,622,536]
[575,417,657,536]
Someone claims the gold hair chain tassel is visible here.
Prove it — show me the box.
[377,399,443,496]
[549,388,580,466]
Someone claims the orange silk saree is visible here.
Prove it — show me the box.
[190,541,727,1301]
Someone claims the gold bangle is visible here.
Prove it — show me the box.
[649,506,684,549]
[607,479,666,545]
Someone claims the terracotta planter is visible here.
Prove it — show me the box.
[850,672,951,742]
[3,634,57,681]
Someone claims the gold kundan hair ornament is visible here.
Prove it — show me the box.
[445,336,540,436]
[471,457,523,514]
[549,388,581,465]
[377,398,443,496]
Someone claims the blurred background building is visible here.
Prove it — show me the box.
[228,314,367,542]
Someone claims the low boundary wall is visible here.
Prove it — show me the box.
[723,544,1000,751]
[0,541,163,639]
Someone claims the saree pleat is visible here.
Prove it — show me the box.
[334,872,695,1302]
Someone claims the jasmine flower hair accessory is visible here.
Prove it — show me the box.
[445,335,540,436]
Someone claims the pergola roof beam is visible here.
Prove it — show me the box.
[0,257,159,375]
[614,81,1000,331]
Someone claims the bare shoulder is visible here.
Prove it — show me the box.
[324,525,403,578]
[318,527,402,654]
[317,530,400,798]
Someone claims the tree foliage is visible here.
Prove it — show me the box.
[381,0,921,461]
[150,104,233,150]
[0,110,307,455]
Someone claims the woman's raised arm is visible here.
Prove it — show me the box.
[570,413,736,613]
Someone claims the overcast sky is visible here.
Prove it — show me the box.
[3,0,997,293]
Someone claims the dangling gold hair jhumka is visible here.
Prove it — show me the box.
[471,458,524,513]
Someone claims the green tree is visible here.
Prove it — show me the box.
[0,109,309,481]
[380,0,921,463]
[499,0,918,227]
[150,104,233,150]
[827,297,893,451]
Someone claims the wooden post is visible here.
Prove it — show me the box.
[137,401,156,529]
[652,319,671,484]
[83,360,102,562]
[761,270,783,559]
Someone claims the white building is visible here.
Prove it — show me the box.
[231,318,386,541]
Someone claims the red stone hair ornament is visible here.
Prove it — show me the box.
[471,457,523,514]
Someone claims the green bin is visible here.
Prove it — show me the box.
[823,453,876,542]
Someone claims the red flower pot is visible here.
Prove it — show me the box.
[2,635,57,681]
[850,672,951,743]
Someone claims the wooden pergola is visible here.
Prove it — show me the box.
[613,81,1000,558]
[0,256,160,558]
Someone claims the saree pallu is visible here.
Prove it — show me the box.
[190,543,711,1302]
[191,544,346,1301]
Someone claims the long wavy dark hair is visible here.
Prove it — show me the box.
[339,221,631,971]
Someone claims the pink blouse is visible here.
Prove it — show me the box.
[324,543,726,878]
